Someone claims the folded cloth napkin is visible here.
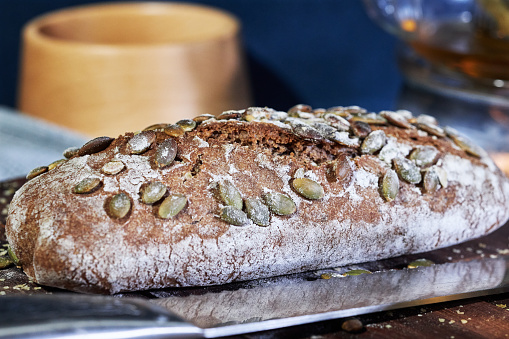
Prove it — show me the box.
[0,106,88,181]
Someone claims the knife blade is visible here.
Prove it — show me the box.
[1,256,508,339]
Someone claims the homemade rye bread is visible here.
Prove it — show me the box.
[6,105,509,294]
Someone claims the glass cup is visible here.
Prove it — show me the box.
[363,0,509,105]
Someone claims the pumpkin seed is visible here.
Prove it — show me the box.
[292,178,324,200]
[164,124,185,137]
[380,110,413,129]
[128,131,156,154]
[330,131,360,147]
[423,167,441,193]
[381,170,399,202]
[416,114,438,126]
[313,122,337,139]
[7,246,18,265]
[409,145,439,167]
[263,192,296,216]
[218,110,242,120]
[154,138,178,168]
[267,111,288,121]
[220,206,249,226]
[242,113,255,122]
[393,157,422,184]
[395,109,413,120]
[361,130,386,154]
[416,122,446,137]
[294,168,306,179]
[449,134,485,158]
[74,177,101,194]
[290,120,324,140]
[435,166,448,188]
[193,114,215,124]
[158,194,187,219]
[217,180,243,210]
[107,193,131,218]
[176,119,197,132]
[351,113,387,125]
[344,105,367,115]
[326,106,352,119]
[378,143,405,165]
[63,146,80,159]
[101,160,125,175]
[290,111,315,119]
[344,269,372,276]
[48,159,67,171]
[143,123,168,131]
[327,155,354,184]
[323,113,350,131]
[26,166,48,180]
[350,120,372,138]
[245,197,271,226]
[140,181,167,204]
[0,256,13,269]
[408,259,434,268]
[444,126,461,138]
[288,104,312,116]
[313,108,326,116]
[78,136,114,156]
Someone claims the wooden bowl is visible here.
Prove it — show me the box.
[18,2,251,137]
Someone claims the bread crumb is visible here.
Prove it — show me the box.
[457,310,465,314]
[461,319,468,324]
[496,304,507,308]
[497,249,509,254]
[452,248,461,253]
[385,324,392,329]
[479,243,487,248]
[439,318,445,322]
[449,320,456,324]
[0,291,5,295]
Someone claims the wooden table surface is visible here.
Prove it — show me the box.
[1,177,509,339]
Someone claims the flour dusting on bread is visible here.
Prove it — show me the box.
[6,105,509,293]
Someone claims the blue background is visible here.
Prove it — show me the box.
[0,0,401,112]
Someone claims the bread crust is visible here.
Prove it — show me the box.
[6,109,509,294]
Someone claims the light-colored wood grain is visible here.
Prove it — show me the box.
[18,2,251,137]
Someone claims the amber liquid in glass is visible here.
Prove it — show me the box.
[409,23,509,81]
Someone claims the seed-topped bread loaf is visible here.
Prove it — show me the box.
[6,105,509,294]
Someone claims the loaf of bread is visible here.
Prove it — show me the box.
[6,105,509,294]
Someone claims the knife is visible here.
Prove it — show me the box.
[1,256,509,339]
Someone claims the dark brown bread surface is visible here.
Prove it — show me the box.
[6,106,509,293]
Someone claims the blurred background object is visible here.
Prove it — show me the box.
[364,0,509,105]
[18,2,251,137]
[0,0,401,114]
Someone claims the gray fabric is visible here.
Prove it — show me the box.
[0,106,88,181]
